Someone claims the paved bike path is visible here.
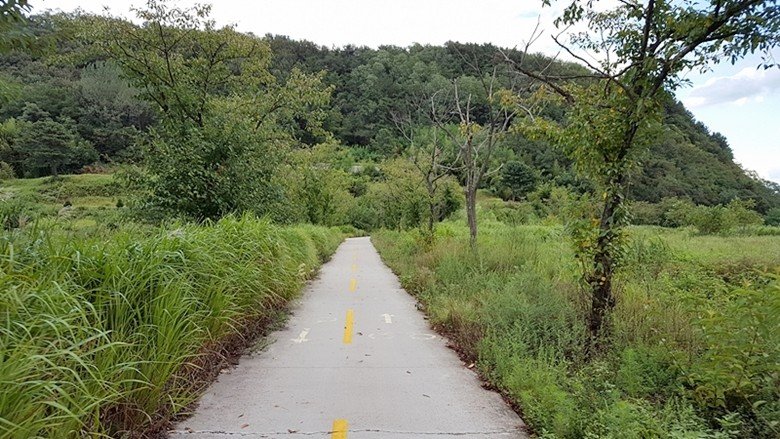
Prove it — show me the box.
[170,236,526,438]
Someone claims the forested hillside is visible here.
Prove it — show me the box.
[266,36,780,212]
[1,13,778,213]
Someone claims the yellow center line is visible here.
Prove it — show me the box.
[331,419,348,439]
[349,278,357,292]
[351,263,357,272]
[343,309,354,344]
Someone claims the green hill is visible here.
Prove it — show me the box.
[1,14,777,212]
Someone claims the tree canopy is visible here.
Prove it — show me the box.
[0,7,777,212]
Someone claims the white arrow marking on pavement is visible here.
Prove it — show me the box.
[410,333,437,340]
[292,328,310,343]
[382,314,393,324]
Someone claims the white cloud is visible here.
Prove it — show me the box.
[684,67,780,108]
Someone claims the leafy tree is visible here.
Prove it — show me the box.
[283,143,355,226]
[513,0,780,341]
[500,160,538,201]
[0,159,13,179]
[1,103,98,176]
[0,0,31,53]
[77,61,154,159]
[0,117,20,165]
[95,0,330,220]
[658,197,697,227]
[2,13,776,212]
[372,158,429,230]
[390,117,460,238]
[352,158,461,232]
[16,117,97,176]
[766,207,780,226]
[408,135,456,238]
[0,0,31,103]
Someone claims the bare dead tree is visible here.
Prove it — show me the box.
[429,72,516,249]
[391,108,462,238]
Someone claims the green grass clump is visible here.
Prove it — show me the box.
[374,222,780,438]
[0,215,342,437]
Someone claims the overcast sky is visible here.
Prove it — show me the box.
[35,0,780,183]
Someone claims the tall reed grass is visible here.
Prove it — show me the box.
[374,220,780,438]
[0,215,342,438]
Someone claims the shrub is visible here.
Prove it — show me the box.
[764,207,780,226]
[0,198,29,229]
[686,280,780,435]
[0,160,14,180]
[481,198,537,226]
[629,201,662,225]
[349,159,462,231]
[690,199,763,235]
[280,144,356,226]
[766,208,780,226]
[658,197,696,227]
[505,357,578,437]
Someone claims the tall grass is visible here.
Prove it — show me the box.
[0,215,342,437]
[374,220,780,438]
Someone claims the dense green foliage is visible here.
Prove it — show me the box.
[499,160,539,201]
[13,105,97,175]
[0,213,342,437]
[631,198,765,234]
[88,1,332,220]
[263,37,780,213]
[375,219,780,438]
[0,13,776,214]
[513,0,779,340]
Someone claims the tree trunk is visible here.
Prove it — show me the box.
[426,196,436,240]
[425,176,437,241]
[588,197,617,338]
[466,186,478,250]
[587,173,627,346]
[588,117,639,346]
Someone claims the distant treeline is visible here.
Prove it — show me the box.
[263,35,780,212]
[0,13,777,212]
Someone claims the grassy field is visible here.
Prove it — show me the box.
[0,175,345,437]
[0,174,120,205]
[374,219,780,438]
[0,174,126,231]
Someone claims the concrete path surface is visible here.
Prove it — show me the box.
[170,237,526,438]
